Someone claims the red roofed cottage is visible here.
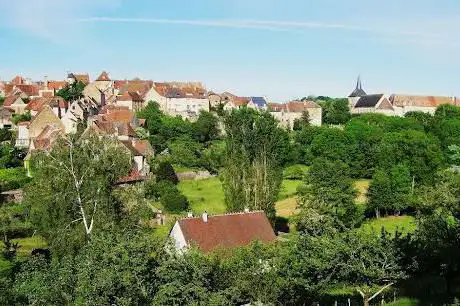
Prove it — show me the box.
[169,211,276,252]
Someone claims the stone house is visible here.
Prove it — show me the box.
[143,82,209,118]
[389,95,457,116]
[26,97,68,117]
[351,94,395,115]
[269,100,322,129]
[0,107,13,129]
[67,73,90,85]
[247,97,269,111]
[3,95,27,114]
[222,93,249,111]
[116,91,144,112]
[27,105,65,142]
[169,211,276,253]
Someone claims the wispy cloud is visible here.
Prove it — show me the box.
[76,16,459,47]
[76,17,298,33]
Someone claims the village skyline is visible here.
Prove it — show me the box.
[1,0,459,100]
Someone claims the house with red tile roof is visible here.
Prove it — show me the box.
[116,91,145,111]
[67,73,90,85]
[143,82,209,119]
[169,211,276,252]
[269,100,322,129]
[3,95,27,114]
[221,92,250,111]
[11,76,25,86]
[389,94,456,116]
[26,97,68,117]
[46,80,68,92]
[116,79,153,97]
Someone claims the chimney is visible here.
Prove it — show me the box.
[187,212,193,218]
[100,90,106,107]
[44,76,48,89]
[202,211,208,223]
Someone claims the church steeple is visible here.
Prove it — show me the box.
[349,75,366,97]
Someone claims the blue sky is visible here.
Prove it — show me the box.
[0,0,459,101]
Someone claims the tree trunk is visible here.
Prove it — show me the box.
[445,274,454,295]
[363,298,370,306]
[375,208,380,218]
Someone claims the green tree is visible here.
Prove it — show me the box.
[336,230,406,306]
[160,183,189,213]
[153,160,179,185]
[405,111,433,131]
[14,229,161,305]
[434,104,460,121]
[292,111,311,131]
[12,112,31,125]
[310,128,351,164]
[411,210,460,295]
[318,97,351,125]
[168,136,203,168]
[222,108,284,221]
[345,119,383,178]
[368,164,412,217]
[193,111,219,142]
[23,134,131,256]
[298,158,359,228]
[377,130,443,185]
[432,119,460,152]
[56,81,85,102]
[0,128,12,142]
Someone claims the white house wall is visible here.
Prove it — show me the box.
[170,221,188,251]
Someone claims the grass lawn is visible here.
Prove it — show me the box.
[275,197,298,218]
[0,236,47,274]
[279,180,303,200]
[178,177,226,214]
[178,177,304,216]
[361,215,416,235]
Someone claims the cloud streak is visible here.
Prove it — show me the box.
[76,16,459,47]
[76,17,299,33]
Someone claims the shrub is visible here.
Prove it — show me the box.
[0,168,30,192]
[155,160,179,185]
[283,164,308,180]
[160,184,189,213]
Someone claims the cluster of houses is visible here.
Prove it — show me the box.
[348,76,460,116]
[0,71,324,183]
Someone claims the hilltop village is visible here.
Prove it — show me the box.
[1,72,460,305]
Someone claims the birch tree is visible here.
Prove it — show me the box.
[24,133,131,255]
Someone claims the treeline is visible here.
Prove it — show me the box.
[290,105,460,218]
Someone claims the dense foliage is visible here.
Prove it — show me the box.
[56,81,85,102]
[12,112,31,125]
[23,133,131,256]
[2,103,460,304]
[222,108,286,221]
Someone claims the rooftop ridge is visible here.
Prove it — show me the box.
[180,210,264,220]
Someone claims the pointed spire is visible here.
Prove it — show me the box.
[348,75,367,98]
[356,75,362,90]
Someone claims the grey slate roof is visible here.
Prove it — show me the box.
[250,97,267,107]
[354,94,384,108]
